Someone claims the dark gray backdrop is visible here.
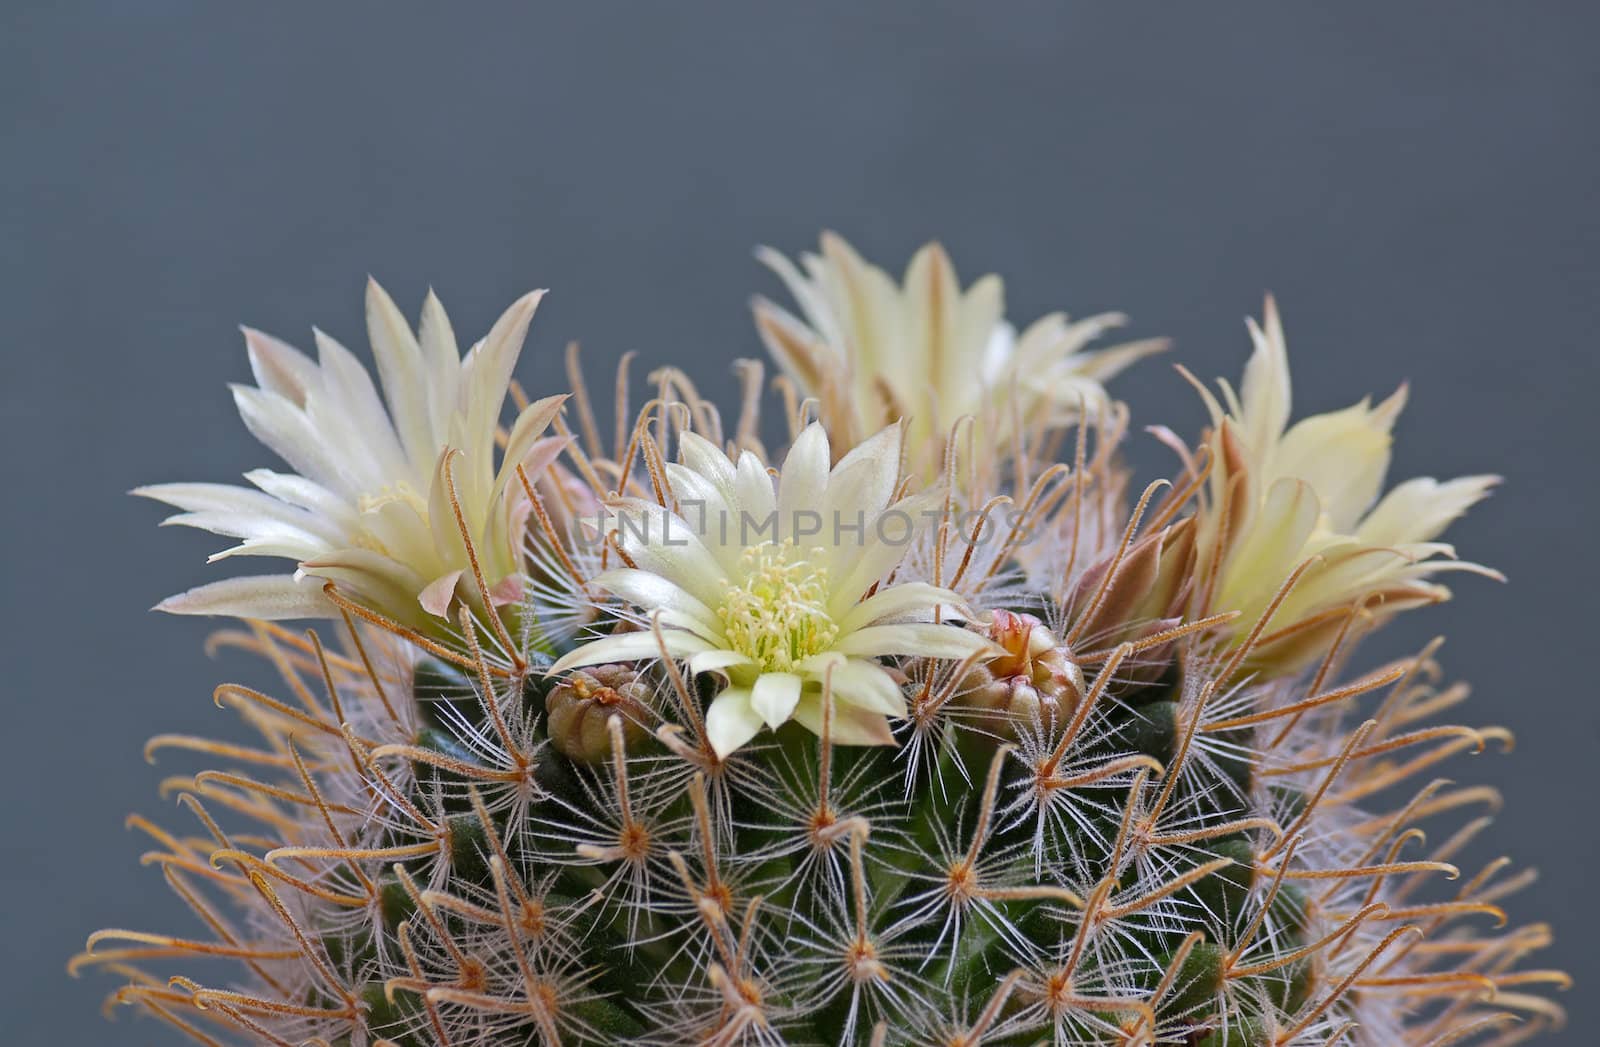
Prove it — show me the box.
[4,4,1595,1043]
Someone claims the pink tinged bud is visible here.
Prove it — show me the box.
[958,610,1085,731]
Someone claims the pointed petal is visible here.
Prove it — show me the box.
[418,569,464,618]
[134,483,338,542]
[310,327,408,482]
[296,547,427,615]
[751,296,832,396]
[1275,402,1396,533]
[665,461,732,515]
[242,327,318,404]
[838,581,964,635]
[417,290,461,448]
[365,278,433,465]
[549,628,712,674]
[1217,476,1321,620]
[664,462,741,570]
[463,289,544,459]
[824,422,902,525]
[733,451,777,531]
[1239,295,1292,452]
[677,431,737,492]
[778,424,830,538]
[827,488,942,616]
[152,502,322,540]
[610,498,730,610]
[494,394,569,499]
[155,575,331,620]
[243,470,360,531]
[231,384,354,496]
[835,622,994,661]
[590,567,718,627]
[1358,475,1497,547]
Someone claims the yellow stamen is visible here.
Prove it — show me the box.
[717,541,838,673]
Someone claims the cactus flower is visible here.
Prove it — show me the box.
[137,281,565,626]
[753,233,1165,478]
[79,246,1566,1047]
[1189,296,1500,671]
[551,422,993,755]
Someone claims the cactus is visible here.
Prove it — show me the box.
[74,238,1567,1045]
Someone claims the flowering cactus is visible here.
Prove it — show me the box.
[74,238,1567,1045]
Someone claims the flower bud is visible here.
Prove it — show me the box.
[957,610,1084,732]
[546,665,653,763]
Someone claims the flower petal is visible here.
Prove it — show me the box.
[549,628,712,674]
[778,424,831,540]
[591,567,718,628]
[688,649,754,675]
[155,575,332,620]
[1274,398,1398,534]
[790,693,896,747]
[664,462,741,570]
[1218,476,1320,616]
[296,548,427,618]
[1357,475,1498,548]
[231,384,356,497]
[494,394,568,503]
[417,290,461,448]
[823,422,902,529]
[364,278,433,466]
[242,327,318,404]
[733,451,777,533]
[751,672,804,729]
[1237,295,1293,453]
[418,570,464,618]
[705,687,764,757]
[828,658,907,718]
[827,488,943,616]
[244,470,361,532]
[608,499,730,610]
[310,327,409,486]
[462,290,544,465]
[677,431,737,494]
[838,581,963,635]
[835,622,994,661]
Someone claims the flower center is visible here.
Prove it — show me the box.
[717,541,839,673]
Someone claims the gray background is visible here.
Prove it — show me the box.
[4,3,1596,1043]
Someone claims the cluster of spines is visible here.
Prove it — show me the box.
[74,365,1567,1046]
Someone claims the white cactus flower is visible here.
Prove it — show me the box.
[137,280,565,624]
[550,422,994,757]
[1193,296,1499,667]
[752,232,1163,477]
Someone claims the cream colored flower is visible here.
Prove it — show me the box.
[1191,296,1498,670]
[752,232,1163,476]
[549,423,994,757]
[138,280,565,624]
